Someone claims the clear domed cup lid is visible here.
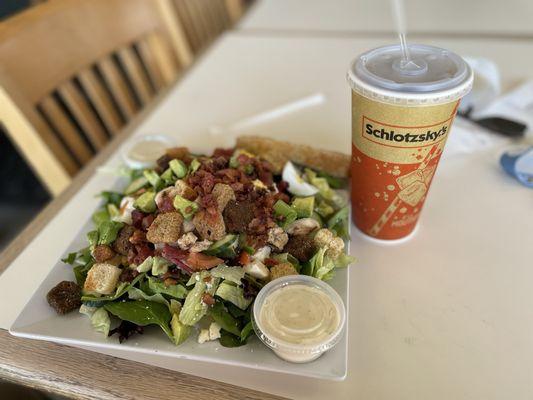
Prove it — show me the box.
[347,44,473,105]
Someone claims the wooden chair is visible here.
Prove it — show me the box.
[172,0,245,54]
[0,0,193,196]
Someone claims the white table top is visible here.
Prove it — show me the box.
[2,33,533,400]
[240,0,533,37]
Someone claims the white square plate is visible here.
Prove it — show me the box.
[9,182,349,381]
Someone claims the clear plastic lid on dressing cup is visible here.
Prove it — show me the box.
[347,44,474,105]
[252,275,346,363]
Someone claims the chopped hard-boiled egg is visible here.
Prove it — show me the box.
[282,162,319,197]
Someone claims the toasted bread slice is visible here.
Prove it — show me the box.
[236,136,350,177]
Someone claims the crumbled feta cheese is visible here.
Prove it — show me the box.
[190,239,212,253]
[267,226,289,250]
[177,232,198,250]
[198,329,210,344]
[209,322,221,340]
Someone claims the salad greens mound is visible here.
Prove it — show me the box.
[47,145,353,347]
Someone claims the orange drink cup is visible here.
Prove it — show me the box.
[347,45,473,241]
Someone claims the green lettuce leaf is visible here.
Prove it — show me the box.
[104,299,173,340]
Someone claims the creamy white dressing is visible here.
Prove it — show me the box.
[259,284,340,346]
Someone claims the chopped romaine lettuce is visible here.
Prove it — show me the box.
[90,307,111,337]
[127,287,169,306]
[151,256,171,276]
[215,281,252,310]
[209,265,244,285]
[99,191,124,207]
[179,279,207,326]
[327,206,349,239]
[148,277,188,299]
[92,208,110,225]
[273,200,297,228]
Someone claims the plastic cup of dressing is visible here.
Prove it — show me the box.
[122,135,177,169]
[252,275,346,363]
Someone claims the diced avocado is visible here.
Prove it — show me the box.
[143,170,162,189]
[160,168,175,185]
[204,234,239,258]
[171,313,191,345]
[316,200,334,218]
[124,176,148,195]
[134,191,156,213]
[291,196,315,218]
[169,159,187,178]
[173,195,198,220]
[189,158,201,173]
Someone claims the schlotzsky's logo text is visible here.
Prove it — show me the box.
[362,116,453,148]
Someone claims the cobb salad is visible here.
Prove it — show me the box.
[47,139,353,348]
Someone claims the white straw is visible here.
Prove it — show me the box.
[390,0,411,63]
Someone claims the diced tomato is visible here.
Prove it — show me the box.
[264,258,279,267]
[202,293,215,306]
[238,251,251,266]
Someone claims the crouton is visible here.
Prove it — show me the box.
[113,225,135,255]
[211,183,236,212]
[314,228,345,259]
[92,244,116,263]
[267,226,288,251]
[174,180,197,201]
[269,262,298,281]
[47,281,81,314]
[283,234,317,262]
[236,135,350,178]
[84,263,122,295]
[193,209,226,241]
[146,211,183,244]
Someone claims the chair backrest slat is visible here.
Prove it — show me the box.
[38,95,94,164]
[77,68,123,136]
[57,80,109,150]
[96,56,138,120]
[117,46,154,105]
[137,39,166,92]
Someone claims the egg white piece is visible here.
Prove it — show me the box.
[282,161,319,197]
